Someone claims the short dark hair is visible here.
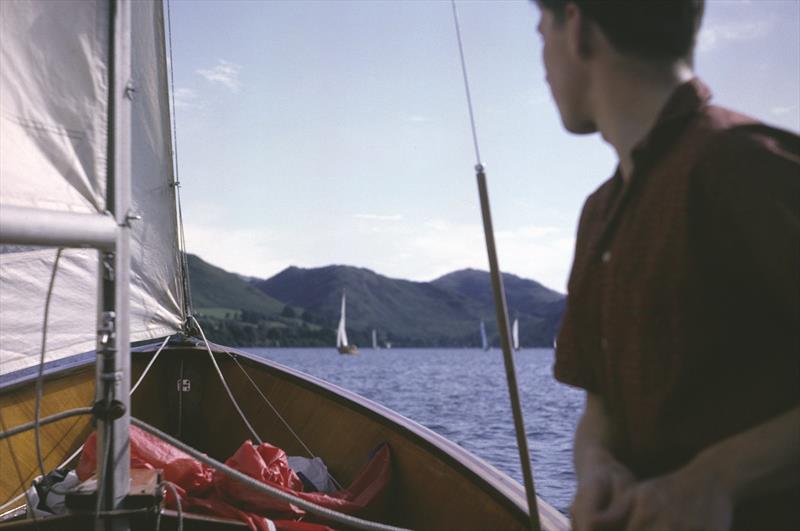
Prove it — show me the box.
[537,0,705,62]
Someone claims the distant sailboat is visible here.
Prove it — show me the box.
[372,329,380,350]
[512,318,520,351]
[337,290,358,354]
[480,320,489,351]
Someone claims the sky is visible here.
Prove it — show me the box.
[170,0,800,293]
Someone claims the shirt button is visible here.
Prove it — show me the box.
[601,250,612,263]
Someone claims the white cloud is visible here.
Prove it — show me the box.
[196,60,242,93]
[697,20,771,53]
[173,87,201,109]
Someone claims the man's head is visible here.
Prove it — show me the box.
[535,0,705,134]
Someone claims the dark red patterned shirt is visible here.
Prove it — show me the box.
[554,79,800,529]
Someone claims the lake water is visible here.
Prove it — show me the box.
[243,347,583,515]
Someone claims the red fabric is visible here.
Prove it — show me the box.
[76,425,389,531]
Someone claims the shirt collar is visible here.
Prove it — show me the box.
[630,78,712,172]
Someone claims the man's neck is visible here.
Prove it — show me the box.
[592,61,694,181]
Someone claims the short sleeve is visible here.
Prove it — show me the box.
[553,195,603,393]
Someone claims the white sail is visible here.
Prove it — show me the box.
[512,318,520,351]
[372,329,379,349]
[0,0,184,375]
[480,320,488,351]
[336,291,349,348]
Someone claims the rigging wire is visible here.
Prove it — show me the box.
[450,0,482,167]
[449,2,541,530]
[227,353,344,491]
[165,0,194,322]
[130,336,171,394]
[189,315,263,444]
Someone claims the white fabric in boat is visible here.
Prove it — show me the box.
[0,0,183,375]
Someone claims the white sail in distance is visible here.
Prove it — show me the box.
[336,291,349,348]
[480,320,488,351]
[512,318,520,351]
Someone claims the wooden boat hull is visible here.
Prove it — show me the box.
[337,345,359,355]
[0,339,568,530]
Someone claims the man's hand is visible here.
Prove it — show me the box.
[591,465,733,531]
[571,453,635,531]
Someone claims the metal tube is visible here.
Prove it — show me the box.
[476,165,542,531]
[95,1,132,529]
[0,205,117,250]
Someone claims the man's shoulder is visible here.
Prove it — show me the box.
[687,104,800,208]
[693,105,800,163]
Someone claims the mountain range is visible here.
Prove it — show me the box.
[188,253,565,348]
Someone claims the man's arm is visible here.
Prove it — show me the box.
[594,405,800,531]
[688,404,800,505]
[570,392,635,531]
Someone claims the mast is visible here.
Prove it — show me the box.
[95,1,133,526]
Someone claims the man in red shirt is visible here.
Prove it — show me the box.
[534,1,800,530]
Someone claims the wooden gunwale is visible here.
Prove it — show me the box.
[220,344,530,510]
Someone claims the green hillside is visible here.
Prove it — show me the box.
[188,254,285,317]
[255,265,565,347]
[187,253,565,348]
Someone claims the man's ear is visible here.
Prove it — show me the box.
[563,2,593,60]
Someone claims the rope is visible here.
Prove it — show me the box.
[34,248,63,481]
[0,408,94,442]
[131,417,408,531]
[130,336,170,394]
[450,0,482,167]
[189,315,262,444]
[0,408,38,523]
[156,481,183,531]
[227,353,344,491]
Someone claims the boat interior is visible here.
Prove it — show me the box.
[0,338,569,530]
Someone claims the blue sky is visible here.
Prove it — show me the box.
[170,0,800,292]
